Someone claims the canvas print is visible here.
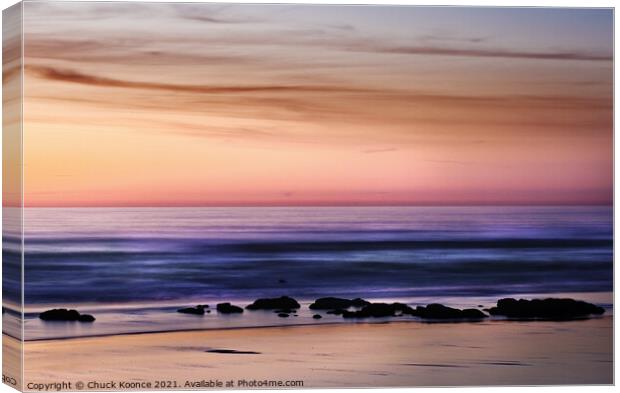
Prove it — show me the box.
[2,1,614,390]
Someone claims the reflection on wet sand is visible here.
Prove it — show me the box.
[20,317,612,388]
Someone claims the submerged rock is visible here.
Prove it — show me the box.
[78,314,96,322]
[39,309,95,322]
[277,313,290,318]
[487,298,605,320]
[414,304,487,320]
[177,306,205,315]
[309,297,370,310]
[216,303,244,314]
[342,302,415,318]
[313,314,322,319]
[246,296,300,310]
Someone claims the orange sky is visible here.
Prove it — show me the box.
[17,3,613,206]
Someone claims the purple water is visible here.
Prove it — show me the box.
[4,206,613,339]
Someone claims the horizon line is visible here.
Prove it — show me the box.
[13,202,614,208]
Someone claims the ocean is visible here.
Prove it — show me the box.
[3,206,613,339]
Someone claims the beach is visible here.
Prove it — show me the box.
[16,316,612,389]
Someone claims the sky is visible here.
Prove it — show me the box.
[20,2,613,206]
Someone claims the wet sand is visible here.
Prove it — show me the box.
[14,317,613,389]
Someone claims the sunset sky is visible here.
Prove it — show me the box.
[20,2,613,206]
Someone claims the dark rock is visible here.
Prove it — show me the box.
[358,303,398,317]
[341,302,414,318]
[310,297,354,310]
[341,310,358,318]
[309,297,369,310]
[487,298,605,320]
[414,304,487,320]
[216,303,244,314]
[177,306,205,315]
[246,296,300,310]
[40,309,80,321]
[178,304,211,315]
[326,309,346,315]
[278,279,287,284]
[461,309,487,319]
[392,302,416,315]
[277,313,290,318]
[39,309,95,323]
[78,314,96,322]
[351,298,371,307]
[313,314,322,319]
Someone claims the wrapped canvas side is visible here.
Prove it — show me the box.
[3,2,23,391]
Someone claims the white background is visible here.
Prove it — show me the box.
[0,0,616,392]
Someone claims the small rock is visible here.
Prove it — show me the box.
[177,306,205,315]
[309,297,370,310]
[217,303,244,314]
[341,303,414,318]
[246,296,300,310]
[313,314,322,319]
[414,304,487,320]
[78,314,96,322]
[277,313,290,318]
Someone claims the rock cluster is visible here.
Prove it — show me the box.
[310,298,486,320]
[166,296,605,323]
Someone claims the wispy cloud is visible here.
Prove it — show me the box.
[27,65,376,95]
[27,65,611,109]
[424,159,510,168]
[343,42,612,61]
[170,2,261,24]
[363,148,398,154]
